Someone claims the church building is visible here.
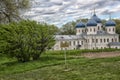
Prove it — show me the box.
[53,11,120,50]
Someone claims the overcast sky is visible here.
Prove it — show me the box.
[23,0,120,27]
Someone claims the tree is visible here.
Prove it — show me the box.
[0,20,55,62]
[0,0,29,23]
[48,24,60,35]
[60,21,76,35]
[60,19,88,35]
[114,19,120,41]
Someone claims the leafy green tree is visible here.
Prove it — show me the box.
[114,19,120,41]
[60,19,88,35]
[76,18,88,23]
[0,20,55,62]
[48,24,60,35]
[60,21,76,35]
[0,0,29,23]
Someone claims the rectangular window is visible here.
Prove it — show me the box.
[81,41,83,45]
[82,30,84,32]
[69,41,71,46]
[94,28,96,32]
[107,39,109,42]
[113,28,114,32]
[73,41,75,45]
[90,28,92,32]
[96,39,98,43]
[115,38,117,42]
[104,39,106,43]
[98,26,99,30]
[77,41,79,44]
[109,28,111,31]
[112,38,114,42]
[92,39,94,43]
[100,39,102,43]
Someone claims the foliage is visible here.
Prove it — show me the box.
[48,24,60,35]
[0,20,55,62]
[0,0,29,23]
[60,21,76,35]
[60,19,88,35]
[113,19,120,41]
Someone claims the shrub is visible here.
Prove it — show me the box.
[0,20,55,62]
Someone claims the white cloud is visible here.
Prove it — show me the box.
[22,0,120,27]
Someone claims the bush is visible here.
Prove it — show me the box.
[0,20,55,62]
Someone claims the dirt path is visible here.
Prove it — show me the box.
[81,51,120,58]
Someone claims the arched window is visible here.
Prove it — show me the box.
[92,39,94,43]
[73,41,75,45]
[100,39,102,43]
[98,26,100,30]
[69,41,71,46]
[109,28,111,31]
[90,28,92,32]
[104,39,106,43]
[113,28,114,32]
[107,38,109,42]
[81,41,83,45]
[82,30,84,32]
[94,28,96,32]
[96,39,98,43]
[77,41,79,44]
[112,38,114,42]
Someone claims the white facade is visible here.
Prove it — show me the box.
[86,26,97,34]
[76,28,85,35]
[53,13,120,50]
[105,26,116,34]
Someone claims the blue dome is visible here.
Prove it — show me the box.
[87,19,97,26]
[91,14,101,23]
[105,20,116,26]
[76,22,85,28]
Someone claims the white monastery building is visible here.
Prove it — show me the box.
[53,12,120,50]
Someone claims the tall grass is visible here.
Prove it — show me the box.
[45,48,120,55]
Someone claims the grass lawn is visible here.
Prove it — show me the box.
[0,51,120,80]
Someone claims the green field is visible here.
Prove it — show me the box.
[0,50,120,80]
